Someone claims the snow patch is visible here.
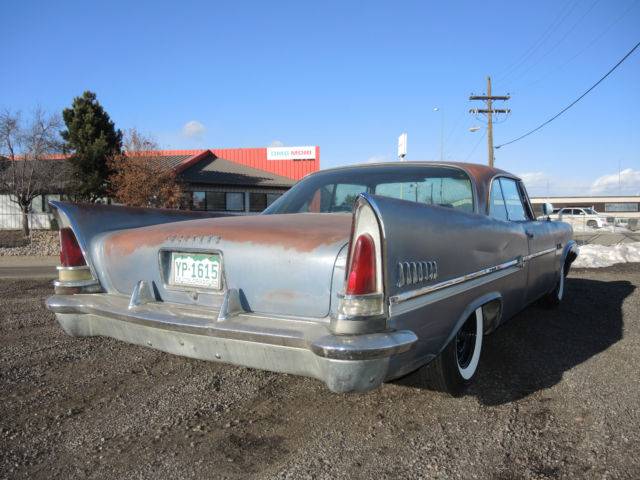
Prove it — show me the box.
[572,242,640,269]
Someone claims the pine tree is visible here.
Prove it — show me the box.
[61,91,122,201]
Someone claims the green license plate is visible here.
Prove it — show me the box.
[170,252,221,290]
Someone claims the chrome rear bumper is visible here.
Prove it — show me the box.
[46,294,417,393]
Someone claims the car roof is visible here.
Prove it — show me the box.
[307,161,520,215]
[314,161,516,183]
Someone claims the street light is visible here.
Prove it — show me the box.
[433,107,444,161]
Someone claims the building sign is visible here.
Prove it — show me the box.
[267,146,316,161]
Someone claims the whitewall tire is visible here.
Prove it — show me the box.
[456,307,483,380]
[417,307,484,397]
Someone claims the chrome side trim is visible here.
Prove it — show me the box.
[523,247,557,261]
[389,258,521,305]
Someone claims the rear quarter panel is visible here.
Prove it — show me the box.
[366,194,529,377]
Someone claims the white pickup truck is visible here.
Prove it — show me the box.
[546,207,608,228]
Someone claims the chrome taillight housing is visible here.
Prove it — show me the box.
[52,214,100,294]
[333,195,386,334]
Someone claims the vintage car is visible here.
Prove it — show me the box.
[46,162,578,395]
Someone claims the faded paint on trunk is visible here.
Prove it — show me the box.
[103,213,353,257]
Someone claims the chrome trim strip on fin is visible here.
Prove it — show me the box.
[389,258,520,305]
[390,246,558,306]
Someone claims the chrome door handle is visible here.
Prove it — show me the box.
[525,230,534,239]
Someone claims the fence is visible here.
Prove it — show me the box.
[558,216,639,234]
[0,212,55,230]
[539,214,640,245]
[0,194,59,230]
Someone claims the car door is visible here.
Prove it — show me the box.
[558,208,570,225]
[501,178,558,303]
[487,178,529,317]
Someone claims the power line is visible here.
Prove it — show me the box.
[464,129,486,162]
[495,40,640,149]
[496,0,580,85]
[505,0,602,89]
[517,0,639,92]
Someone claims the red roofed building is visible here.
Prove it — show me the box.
[0,146,320,229]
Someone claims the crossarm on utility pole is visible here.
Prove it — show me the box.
[468,76,510,167]
[470,109,511,114]
[469,95,510,101]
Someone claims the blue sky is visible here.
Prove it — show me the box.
[1,0,639,195]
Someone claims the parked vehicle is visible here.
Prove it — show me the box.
[46,162,578,395]
[545,207,608,228]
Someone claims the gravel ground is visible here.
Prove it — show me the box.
[0,230,59,256]
[1,265,639,479]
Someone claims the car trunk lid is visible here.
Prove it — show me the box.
[96,213,352,318]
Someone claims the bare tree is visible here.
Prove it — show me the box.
[0,109,66,236]
[108,128,182,208]
[122,128,157,153]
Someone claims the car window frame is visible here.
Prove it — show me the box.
[488,175,534,222]
[488,177,509,221]
[515,179,535,221]
[493,176,532,222]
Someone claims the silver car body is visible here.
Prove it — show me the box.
[46,162,578,392]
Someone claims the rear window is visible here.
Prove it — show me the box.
[264,165,474,214]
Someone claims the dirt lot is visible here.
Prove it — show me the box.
[1,265,639,479]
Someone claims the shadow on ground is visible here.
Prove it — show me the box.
[398,276,634,406]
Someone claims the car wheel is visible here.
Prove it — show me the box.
[542,264,565,307]
[587,220,597,228]
[418,307,483,397]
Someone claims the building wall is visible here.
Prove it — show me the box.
[531,196,640,218]
[211,147,319,181]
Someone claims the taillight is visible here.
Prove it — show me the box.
[59,227,86,267]
[333,194,386,334]
[346,234,376,295]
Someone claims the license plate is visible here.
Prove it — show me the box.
[170,252,221,290]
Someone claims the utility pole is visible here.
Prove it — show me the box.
[469,76,510,167]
